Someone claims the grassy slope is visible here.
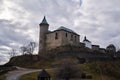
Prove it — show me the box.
[20,69,53,80]
[77,62,118,80]
[6,55,78,69]
[6,53,120,80]
[6,55,53,69]
[20,62,119,80]
[0,74,6,80]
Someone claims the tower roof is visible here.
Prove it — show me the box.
[40,16,49,25]
[83,36,91,43]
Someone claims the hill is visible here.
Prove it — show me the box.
[19,61,120,80]
[5,48,120,79]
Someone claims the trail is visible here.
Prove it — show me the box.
[6,67,41,80]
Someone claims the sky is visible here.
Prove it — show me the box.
[0,0,120,64]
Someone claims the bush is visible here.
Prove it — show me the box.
[55,59,82,80]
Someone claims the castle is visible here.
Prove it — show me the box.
[38,16,118,54]
[38,16,99,54]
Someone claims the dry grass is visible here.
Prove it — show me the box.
[0,74,6,80]
[20,62,118,80]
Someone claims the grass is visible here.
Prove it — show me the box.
[20,69,55,80]
[20,71,114,80]
[0,74,6,80]
[19,72,39,80]
[20,63,118,80]
[6,54,120,80]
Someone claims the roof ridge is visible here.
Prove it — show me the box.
[57,26,76,34]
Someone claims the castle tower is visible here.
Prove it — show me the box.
[38,16,49,54]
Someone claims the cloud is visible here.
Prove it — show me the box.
[0,53,10,64]
[0,0,120,64]
[0,19,38,64]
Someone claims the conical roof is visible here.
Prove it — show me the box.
[40,16,49,25]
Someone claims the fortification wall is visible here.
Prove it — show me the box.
[46,31,63,50]
[46,30,80,50]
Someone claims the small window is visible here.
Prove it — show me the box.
[75,36,76,42]
[71,34,73,41]
[55,33,58,39]
[66,33,67,37]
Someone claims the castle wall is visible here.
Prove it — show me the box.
[46,31,63,50]
[92,45,100,51]
[46,30,80,50]
[61,31,80,46]
[83,41,92,49]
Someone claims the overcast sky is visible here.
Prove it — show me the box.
[0,0,120,64]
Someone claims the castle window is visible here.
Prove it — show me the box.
[71,34,73,41]
[55,33,58,39]
[65,33,67,37]
[75,36,76,42]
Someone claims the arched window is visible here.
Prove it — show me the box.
[55,33,58,39]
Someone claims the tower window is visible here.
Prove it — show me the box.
[55,33,58,39]
[65,33,68,37]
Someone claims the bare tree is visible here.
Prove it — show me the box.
[20,46,27,55]
[26,42,36,55]
[20,42,36,56]
[55,59,81,80]
[8,49,17,58]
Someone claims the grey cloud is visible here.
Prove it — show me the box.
[0,0,3,10]
[0,54,9,64]
[0,0,120,64]
[0,19,37,51]
[0,19,39,64]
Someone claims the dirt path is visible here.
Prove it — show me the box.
[6,67,41,80]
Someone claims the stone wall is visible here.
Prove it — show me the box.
[92,45,100,51]
[46,31,63,50]
[39,24,49,53]
[61,30,80,46]
[46,30,80,50]
[83,41,92,49]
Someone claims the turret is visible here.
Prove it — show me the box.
[83,36,92,49]
[39,16,49,54]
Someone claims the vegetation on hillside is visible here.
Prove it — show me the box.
[4,44,120,80]
[0,74,6,80]
[20,60,120,80]
[54,59,82,80]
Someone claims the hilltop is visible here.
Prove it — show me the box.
[5,45,120,68]
[3,45,120,80]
